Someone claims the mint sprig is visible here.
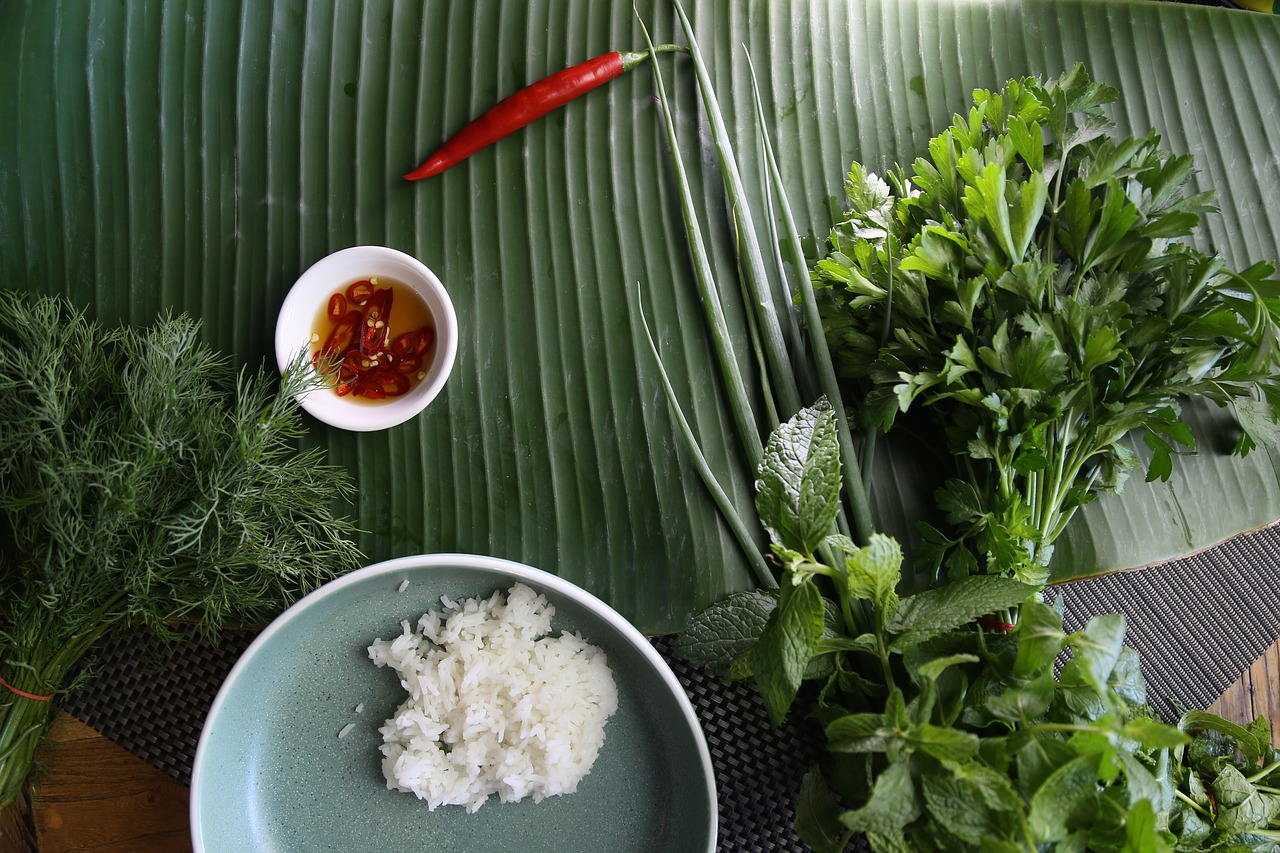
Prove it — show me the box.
[680,403,1280,851]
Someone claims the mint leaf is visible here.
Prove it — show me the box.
[1171,804,1212,849]
[908,723,979,762]
[1028,752,1101,842]
[862,831,914,853]
[1121,717,1189,751]
[1122,798,1167,853]
[886,576,1035,650]
[1209,764,1280,838]
[838,760,921,836]
[827,713,890,754]
[1071,613,1127,695]
[1014,599,1068,677]
[844,533,904,616]
[750,579,824,725]
[1219,789,1280,836]
[1214,764,1261,810]
[954,763,1022,813]
[912,653,979,683]
[985,669,1056,722]
[675,590,776,675]
[1179,710,1266,767]
[755,403,842,556]
[921,775,995,845]
[794,768,848,853]
[1111,645,1148,707]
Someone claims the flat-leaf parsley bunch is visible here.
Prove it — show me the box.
[815,65,1280,585]
[672,62,1280,852]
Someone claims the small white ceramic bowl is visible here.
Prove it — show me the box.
[275,246,458,431]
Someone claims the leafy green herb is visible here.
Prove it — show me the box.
[814,65,1280,585]
[0,293,363,807]
[683,403,1280,851]
[642,29,1280,851]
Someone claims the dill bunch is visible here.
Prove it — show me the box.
[0,292,364,807]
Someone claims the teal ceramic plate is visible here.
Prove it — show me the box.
[190,554,717,852]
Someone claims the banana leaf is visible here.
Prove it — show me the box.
[1,0,1278,633]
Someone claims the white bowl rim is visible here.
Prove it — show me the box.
[273,245,458,432]
[189,552,719,852]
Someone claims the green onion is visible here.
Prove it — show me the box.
[637,14,763,472]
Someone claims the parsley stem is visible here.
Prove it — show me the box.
[1173,789,1210,817]
[1248,759,1280,784]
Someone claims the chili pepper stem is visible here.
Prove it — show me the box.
[619,43,689,72]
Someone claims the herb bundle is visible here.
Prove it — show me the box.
[681,405,1280,852]
[814,66,1280,585]
[637,24,1280,850]
[0,293,363,808]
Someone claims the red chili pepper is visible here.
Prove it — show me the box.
[339,349,365,376]
[391,331,416,357]
[366,370,411,397]
[322,310,362,356]
[327,293,347,322]
[394,354,422,375]
[354,381,387,401]
[414,325,435,355]
[404,44,688,181]
[346,280,374,304]
[359,288,394,356]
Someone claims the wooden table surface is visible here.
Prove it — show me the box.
[3,639,1279,853]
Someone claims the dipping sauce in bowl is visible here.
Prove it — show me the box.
[275,246,458,432]
[311,275,438,402]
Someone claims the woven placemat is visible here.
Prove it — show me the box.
[62,525,1280,850]
[1059,523,1280,717]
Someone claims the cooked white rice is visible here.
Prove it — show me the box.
[367,582,618,813]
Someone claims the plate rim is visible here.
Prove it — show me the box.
[189,552,719,852]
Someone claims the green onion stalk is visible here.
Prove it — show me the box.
[633,2,879,597]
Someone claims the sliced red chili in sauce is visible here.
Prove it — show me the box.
[392,331,416,357]
[355,381,387,400]
[313,280,434,401]
[346,280,375,304]
[327,293,347,322]
[358,289,394,356]
[323,311,362,356]
[366,370,410,397]
[395,354,423,375]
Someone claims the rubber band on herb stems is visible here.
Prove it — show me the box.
[0,674,55,702]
